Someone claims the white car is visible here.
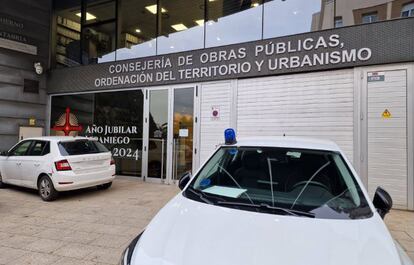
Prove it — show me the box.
[121,129,413,265]
[0,136,116,201]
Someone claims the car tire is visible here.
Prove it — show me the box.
[38,175,58,201]
[97,182,112,190]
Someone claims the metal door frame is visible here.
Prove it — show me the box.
[167,84,199,185]
[142,84,199,185]
[357,63,413,210]
[142,87,170,184]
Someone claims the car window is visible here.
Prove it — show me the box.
[9,141,33,156]
[58,140,109,156]
[27,141,49,156]
[185,146,373,220]
[42,142,50,155]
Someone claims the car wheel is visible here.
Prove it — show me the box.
[38,175,58,201]
[97,182,112,190]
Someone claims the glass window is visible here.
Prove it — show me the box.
[50,90,144,177]
[54,0,82,67]
[82,22,116,64]
[401,2,414,17]
[116,0,157,60]
[157,0,204,54]
[334,16,343,28]
[28,141,49,156]
[184,146,373,220]
[206,0,262,47]
[85,0,116,25]
[92,90,144,176]
[362,12,378,24]
[58,140,109,156]
[263,0,322,39]
[9,141,33,156]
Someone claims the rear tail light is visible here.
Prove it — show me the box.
[110,157,115,165]
[55,159,72,171]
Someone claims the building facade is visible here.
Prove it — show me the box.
[0,0,413,210]
[0,0,51,151]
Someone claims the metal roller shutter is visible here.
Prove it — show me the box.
[237,69,355,162]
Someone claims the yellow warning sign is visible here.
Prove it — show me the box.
[382,109,392,119]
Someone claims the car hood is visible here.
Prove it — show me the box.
[131,194,401,265]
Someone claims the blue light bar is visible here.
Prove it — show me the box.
[224,128,237,145]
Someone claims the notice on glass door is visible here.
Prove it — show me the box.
[179,129,189,137]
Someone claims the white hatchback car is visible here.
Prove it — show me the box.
[120,129,413,265]
[0,136,116,201]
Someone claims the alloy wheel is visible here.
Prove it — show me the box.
[40,178,51,198]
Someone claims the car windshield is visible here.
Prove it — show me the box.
[58,140,109,156]
[184,146,372,220]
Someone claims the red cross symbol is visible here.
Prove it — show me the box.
[52,107,83,136]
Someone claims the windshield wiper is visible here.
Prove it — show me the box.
[186,187,215,205]
[216,201,315,218]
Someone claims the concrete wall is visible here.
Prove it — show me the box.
[0,0,51,151]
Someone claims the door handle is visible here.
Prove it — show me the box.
[34,164,40,167]
[16,162,21,166]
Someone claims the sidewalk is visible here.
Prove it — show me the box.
[385,210,414,261]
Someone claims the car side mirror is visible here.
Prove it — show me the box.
[178,172,191,190]
[373,187,393,219]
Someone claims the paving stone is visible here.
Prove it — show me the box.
[84,246,123,265]
[398,239,414,253]
[90,234,131,249]
[0,235,38,249]
[0,246,28,264]
[55,256,100,265]
[53,243,98,259]
[23,238,67,254]
[8,252,61,265]
[390,230,413,241]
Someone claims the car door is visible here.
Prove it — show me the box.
[1,140,33,185]
[21,141,50,188]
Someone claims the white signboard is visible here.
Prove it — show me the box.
[211,106,220,120]
[179,129,189,137]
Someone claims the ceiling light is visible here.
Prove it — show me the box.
[195,19,204,26]
[171,23,188,31]
[135,29,141,33]
[145,4,167,15]
[76,12,96,21]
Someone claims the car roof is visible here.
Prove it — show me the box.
[223,137,341,152]
[23,136,93,142]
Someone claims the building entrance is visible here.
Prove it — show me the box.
[143,86,196,184]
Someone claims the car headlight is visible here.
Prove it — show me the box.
[120,232,144,265]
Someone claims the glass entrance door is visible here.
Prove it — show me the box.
[145,89,169,182]
[171,87,195,183]
[143,86,195,184]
